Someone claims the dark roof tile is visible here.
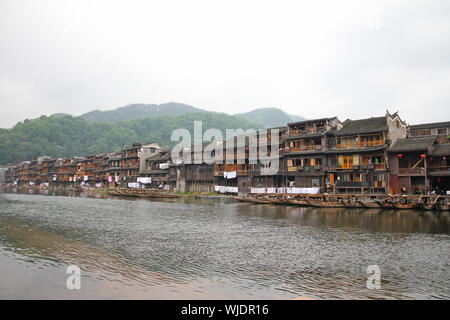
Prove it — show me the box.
[431,143,450,156]
[388,137,436,153]
[329,116,387,136]
[409,121,450,130]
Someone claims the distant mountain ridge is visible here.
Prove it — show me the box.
[80,102,203,123]
[235,107,306,128]
[80,102,305,128]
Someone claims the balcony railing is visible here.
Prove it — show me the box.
[286,145,322,152]
[430,166,450,172]
[337,140,384,149]
[399,167,425,175]
[337,163,386,170]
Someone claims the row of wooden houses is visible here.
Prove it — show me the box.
[3,111,450,195]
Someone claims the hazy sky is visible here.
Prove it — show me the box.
[1,0,449,128]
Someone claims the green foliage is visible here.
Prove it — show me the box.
[80,102,203,123]
[0,113,261,164]
[235,107,306,128]
[80,103,306,129]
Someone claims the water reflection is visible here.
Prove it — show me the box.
[0,190,449,299]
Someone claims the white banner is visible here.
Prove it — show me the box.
[159,163,170,170]
[225,186,238,193]
[128,182,141,189]
[226,171,237,179]
[137,177,152,184]
[251,188,266,194]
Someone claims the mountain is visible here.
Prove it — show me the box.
[80,102,203,123]
[235,107,306,128]
[0,113,261,164]
[80,103,306,128]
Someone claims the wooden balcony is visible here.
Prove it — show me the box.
[399,167,426,175]
[337,140,384,149]
[286,145,322,152]
[429,166,450,173]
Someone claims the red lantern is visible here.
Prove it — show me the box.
[279,148,284,152]
[420,154,426,159]
[397,154,403,158]
[444,156,447,160]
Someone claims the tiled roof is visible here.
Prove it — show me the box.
[287,117,337,127]
[409,121,450,130]
[388,137,436,153]
[329,116,387,136]
[431,143,450,156]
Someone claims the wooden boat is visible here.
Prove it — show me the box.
[357,200,381,208]
[250,196,273,204]
[435,201,449,211]
[375,199,394,209]
[418,202,435,210]
[261,196,285,204]
[285,199,309,206]
[109,189,180,199]
[391,195,420,210]
[230,196,272,204]
[305,198,345,208]
[392,202,419,210]
[108,190,123,196]
[255,196,280,204]
[230,195,246,202]
[340,199,364,208]
[143,192,180,199]
[418,195,442,211]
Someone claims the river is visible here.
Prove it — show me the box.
[0,189,449,299]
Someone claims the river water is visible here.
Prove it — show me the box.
[0,189,449,299]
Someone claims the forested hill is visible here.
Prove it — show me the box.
[235,108,306,128]
[80,103,305,128]
[0,113,261,164]
[81,102,203,123]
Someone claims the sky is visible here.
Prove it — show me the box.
[1,0,449,128]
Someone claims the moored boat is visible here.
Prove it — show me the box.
[285,199,309,206]
[262,196,285,204]
[375,199,394,209]
[230,195,272,204]
[305,198,345,208]
[357,200,381,208]
[392,202,420,210]
[435,201,449,211]
[340,199,364,208]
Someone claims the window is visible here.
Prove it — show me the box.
[311,178,320,187]
[338,155,354,168]
[438,128,447,135]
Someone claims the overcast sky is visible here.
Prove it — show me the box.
[1,0,449,128]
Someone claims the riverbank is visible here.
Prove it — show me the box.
[2,184,450,211]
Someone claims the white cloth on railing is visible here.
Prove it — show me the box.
[159,163,170,170]
[226,171,237,179]
[250,188,265,194]
[277,187,286,194]
[225,186,238,193]
[137,177,152,184]
[128,182,140,189]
